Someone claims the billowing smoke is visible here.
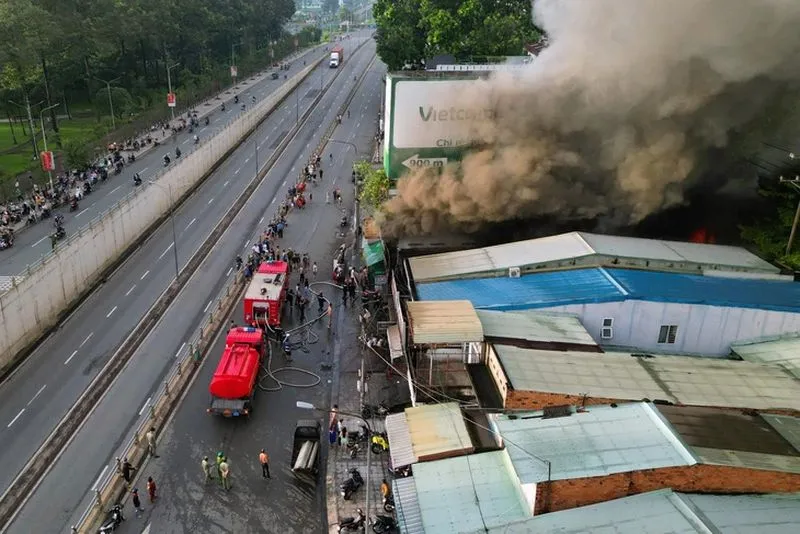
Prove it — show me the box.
[381,0,800,237]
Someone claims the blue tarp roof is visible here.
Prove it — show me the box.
[415,267,800,313]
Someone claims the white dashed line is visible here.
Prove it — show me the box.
[91,465,109,491]
[106,306,118,318]
[208,198,214,205]
[28,385,46,406]
[244,157,250,163]
[140,167,148,173]
[65,350,78,365]
[7,409,24,428]
[125,284,136,296]
[175,342,186,359]
[234,167,241,175]
[203,300,213,313]
[158,243,174,260]
[259,217,264,224]
[223,181,229,187]
[141,270,150,280]
[226,267,233,276]
[76,207,90,217]
[106,185,121,196]
[31,236,48,248]
[138,397,152,416]
[185,218,196,230]
[80,332,94,347]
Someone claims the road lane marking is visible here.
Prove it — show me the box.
[65,350,78,365]
[270,198,276,205]
[142,523,152,534]
[80,332,94,347]
[282,179,287,186]
[31,236,48,248]
[28,385,46,406]
[234,167,241,175]
[185,218,196,230]
[7,409,24,428]
[175,342,186,358]
[91,465,109,491]
[106,185,121,196]
[140,167,148,173]
[138,396,152,416]
[244,157,250,163]
[76,207,90,217]
[208,198,214,205]
[158,243,174,260]
[203,300,213,313]
[141,270,150,280]
[223,181,229,187]
[106,306,118,318]
[259,216,264,224]
[125,284,136,296]
[226,267,233,277]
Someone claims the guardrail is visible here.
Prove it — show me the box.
[69,36,375,534]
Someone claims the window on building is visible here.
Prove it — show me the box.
[601,318,613,339]
[658,325,678,344]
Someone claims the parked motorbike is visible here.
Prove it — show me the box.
[83,182,92,195]
[387,465,412,479]
[340,215,348,228]
[361,288,382,305]
[383,494,395,513]
[346,440,360,459]
[98,503,124,533]
[361,401,389,420]
[338,509,366,533]
[372,514,398,534]
[371,432,389,455]
[340,467,364,500]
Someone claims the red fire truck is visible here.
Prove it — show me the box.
[207,327,265,417]
[243,260,289,329]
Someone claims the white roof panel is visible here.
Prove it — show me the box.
[492,403,696,484]
[477,310,597,347]
[732,335,800,379]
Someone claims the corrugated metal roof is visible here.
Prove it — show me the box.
[387,324,404,361]
[476,310,597,347]
[406,402,474,462]
[394,477,424,534]
[764,414,800,451]
[732,335,800,379]
[413,450,530,532]
[406,300,484,344]
[408,231,778,283]
[492,346,800,411]
[493,403,696,484]
[417,267,800,313]
[386,413,417,468]
[463,490,800,534]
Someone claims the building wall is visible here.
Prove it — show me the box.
[533,464,800,514]
[539,300,800,355]
[486,345,509,407]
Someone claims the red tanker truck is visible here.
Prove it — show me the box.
[207,326,265,417]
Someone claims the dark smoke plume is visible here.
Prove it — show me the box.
[381,0,800,237]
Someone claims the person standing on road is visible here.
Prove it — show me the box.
[147,476,158,503]
[259,449,272,479]
[131,488,144,516]
[145,427,159,458]
[120,457,136,485]
[312,262,318,279]
[327,303,333,330]
[202,456,213,483]
[319,168,323,180]
[317,292,325,314]
[219,458,231,491]
[216,451,225,478]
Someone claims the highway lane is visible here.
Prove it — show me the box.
[4,39,378,534]
[103,54,386,534]
[0,40,343,277]
[0,33,372,510]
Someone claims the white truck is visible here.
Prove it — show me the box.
[329,45,344,68]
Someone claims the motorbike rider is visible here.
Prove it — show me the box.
[175,147,182,158]
[193,135,199,145]
[204,116,209,126]
[163,154,171,166]
[221,102,226,111]
[251,95,256,104]
[133,172,142,186]
[234,95,239,104]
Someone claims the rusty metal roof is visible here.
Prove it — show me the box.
[406,300,483,344]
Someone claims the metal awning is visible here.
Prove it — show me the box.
[394,477,424,534]
[406,300,483,344]
[386,413,417,468]
[387,324,403,361]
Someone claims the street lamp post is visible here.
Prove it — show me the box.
[39,103,61,192]
[148,181,180,280]
[94,77,121,130]
[9,97,43,158]
[166,62,180,122]
[231,43,241,88]
[297,401,372,523]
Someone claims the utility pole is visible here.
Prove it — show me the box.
[39,103,61,192]
[166,62,180,121]
[780,175,800,255]
[94,77,120,130]
[9,97,40,157]
[231,43,241,88]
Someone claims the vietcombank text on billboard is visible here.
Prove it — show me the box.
[383,75,490,180]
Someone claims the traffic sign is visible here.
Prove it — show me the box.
[230,65,238,78]
[40,151,55,171]
[401,154,448,170]
[167,92,176,108]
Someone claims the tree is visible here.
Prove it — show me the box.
[740,184,800,270]
[356,161,390,208]
[373,0,541,69]
[63,136,92,169]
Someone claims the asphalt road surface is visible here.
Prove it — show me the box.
[4,37,379,534]
[0,41,336,277]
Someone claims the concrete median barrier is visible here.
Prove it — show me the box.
[0,57,324,375]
